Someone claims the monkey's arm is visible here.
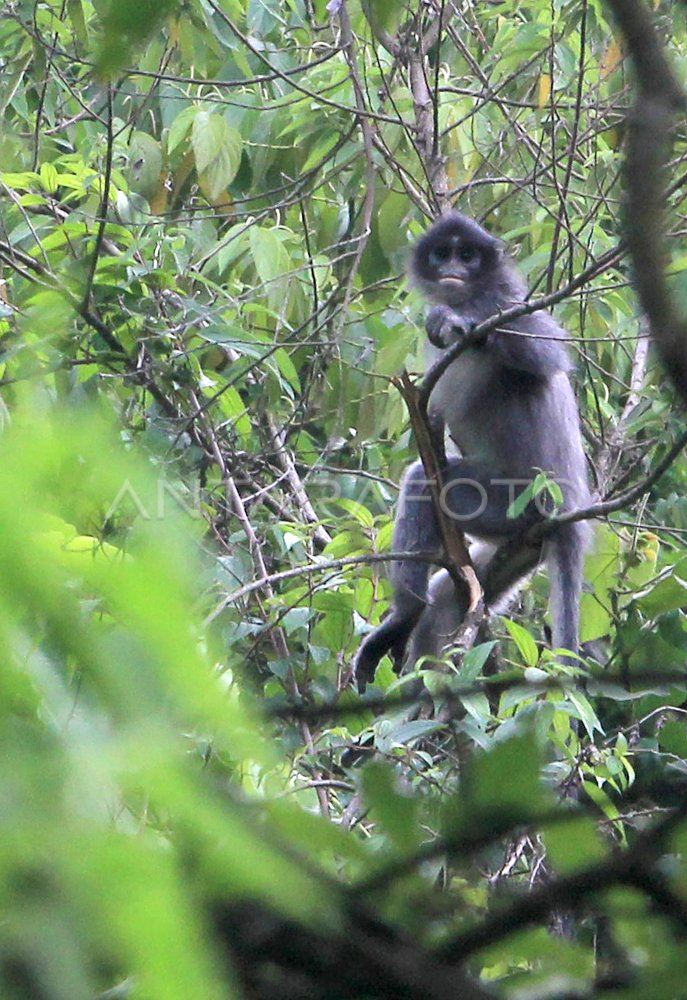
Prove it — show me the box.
[427,305,571,378]
[353,610,419,693]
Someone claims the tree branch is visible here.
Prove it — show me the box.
[604,0,687,402]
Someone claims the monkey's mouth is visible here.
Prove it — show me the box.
[439,275,465,287]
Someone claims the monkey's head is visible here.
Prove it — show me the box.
[410,212,505,307]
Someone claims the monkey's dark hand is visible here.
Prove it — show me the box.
[353,613,414,693]
[426,305,470,349]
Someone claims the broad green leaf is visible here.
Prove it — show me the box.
[460,641,498,681]
[581,781,622,827]
[658,720,687,756]
[67,0,89,46]
[95,0,181,75]
[192,112,243,200]
[362,762,422,854]
[336,498,375,528]
[460,732,547,823]
[249,226,290,286]
[637,568,687,618]
[39,162,59,193]
[300,132,340,174]
[322,529,367,559]
[581,523,621,643]
[128,132,163,199]
[274,346,301,393]
[503,618,539,667]
[168,106,198,153]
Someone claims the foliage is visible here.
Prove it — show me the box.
[0,0,687,998]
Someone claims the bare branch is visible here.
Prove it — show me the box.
[394,370,482,609]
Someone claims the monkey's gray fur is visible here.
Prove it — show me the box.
[354,212,590,691]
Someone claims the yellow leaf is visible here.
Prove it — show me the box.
[537,73,551,109]
[149,176,169,216]
[601,38,623,79]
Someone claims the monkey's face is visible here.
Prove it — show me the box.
[425,236,484,302]
[410,212,503,307]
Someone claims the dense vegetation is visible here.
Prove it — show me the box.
[1,1,687,997]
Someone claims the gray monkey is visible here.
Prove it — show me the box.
[354,212,590,691]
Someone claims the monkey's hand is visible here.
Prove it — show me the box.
[426,305,470,349]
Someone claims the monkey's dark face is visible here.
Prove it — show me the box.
[426,235,483,294]
[411,212,503,306]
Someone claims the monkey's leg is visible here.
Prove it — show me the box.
[354,458,519,691]
[353,460,443,692]
[405,569,464,668]
[405,541,502,668]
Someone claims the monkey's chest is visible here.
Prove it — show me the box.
[430,353,543,474]
[429,349,495,447]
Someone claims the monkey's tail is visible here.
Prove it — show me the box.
[546,520,590,661]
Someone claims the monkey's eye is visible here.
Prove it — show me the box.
[458,246,477,263]
[431,245,451,263]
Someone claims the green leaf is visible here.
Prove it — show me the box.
[362,762,423,854]
[0,170,40,189]
[362,0,401,34]
[460,641,498,681]
[128,132,163,199]
[192,112,243,200]
[581,781,622,826]
[503,618,539,667]
[95,0,181,75]
[336,498,374,528]
[638,569,687,618]
[460,732,547,824]
[658,720,687,756]
[67,0,89,46]
[581,523,621,643]
[376,520,393,551]
[249,226,290,286]
[274,347,301,393]
[39,162,59,194]
[566,689,603,737]
[168,106,197,153]
[544,817,607,873]
[323,529,367,559]
[300,132,340,174]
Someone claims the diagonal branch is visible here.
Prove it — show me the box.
[394,371,482,611]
